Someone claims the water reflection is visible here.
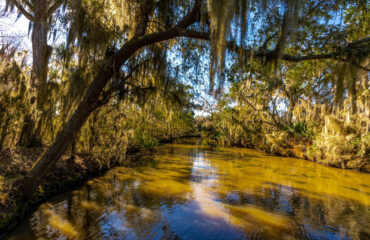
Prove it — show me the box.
[6,139,370,240]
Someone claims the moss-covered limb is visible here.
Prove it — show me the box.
[182,30,370,71]
[19,0,203,201]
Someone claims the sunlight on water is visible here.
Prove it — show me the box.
[6,139,370,240]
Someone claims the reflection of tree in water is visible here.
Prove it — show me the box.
[204,146,370,240]
[26,144,370,240]
[214,181,369,239]
[29,147,196,239]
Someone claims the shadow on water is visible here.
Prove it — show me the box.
[6,139,370,240]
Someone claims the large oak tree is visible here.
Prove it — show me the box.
[6,0,367,199]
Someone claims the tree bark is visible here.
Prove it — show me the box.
[18,0,50,147]
[32,0,49,110]
[22,0,202,200]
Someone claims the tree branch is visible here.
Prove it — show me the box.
[24,1,34,11]
[114,0,202,71]
[47,0,64,17]
[12,0,33,21]
[176,0,202,28]
[347,37,370,47]
[19,0,204,201]
[180,30,370,70]
[98,61,146,107]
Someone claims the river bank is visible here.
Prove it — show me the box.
[5,140,370,240]
[0,135,201,236]
[252,139,370,173]
[202,135,370,173]
[0,146,153,236]
[1,136,368,237]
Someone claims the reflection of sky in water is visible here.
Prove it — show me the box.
[6,139,370,240]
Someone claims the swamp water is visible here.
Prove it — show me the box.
[6,139,370,239]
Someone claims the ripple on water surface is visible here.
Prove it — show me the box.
[6,139,370,240]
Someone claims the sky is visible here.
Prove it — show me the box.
[0,10,30,49]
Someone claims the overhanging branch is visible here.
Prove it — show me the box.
[47,0,65,17]
[114,0,202,70]
[12,0,33,21]
[180,30,370,70]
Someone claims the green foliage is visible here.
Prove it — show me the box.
[1,0,368,164]
[200,9,368,163]
[0,48,29,150]
[285,121,315,138]
[135,128,159,149]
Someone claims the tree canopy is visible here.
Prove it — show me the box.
[0,0,368,199]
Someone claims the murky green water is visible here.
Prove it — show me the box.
[6,139,370,240]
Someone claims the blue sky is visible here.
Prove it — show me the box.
[1,12,30,48]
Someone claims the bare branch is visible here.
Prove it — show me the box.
[100,64,143,104]
[24,1,34,11]
[11,0,33,21]
[347,37,370,47]
[176,0,202,28]
[47,0,64,17]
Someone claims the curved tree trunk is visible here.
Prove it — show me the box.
[21,0,202,200]
[22,69,109,199]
